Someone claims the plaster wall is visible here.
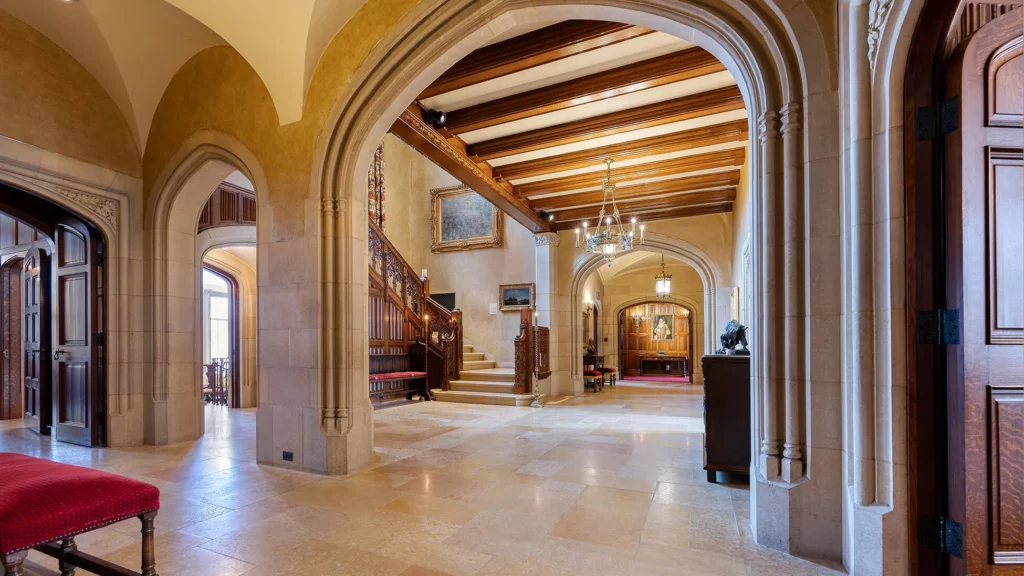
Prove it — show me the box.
[381,134,537,365]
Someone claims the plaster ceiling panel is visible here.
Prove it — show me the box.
[216,246,257,270]
[304,0,370,95]
[164,0,318,125]
[0,0,137,143]
[85,0,225,149]
[223,170,254,191]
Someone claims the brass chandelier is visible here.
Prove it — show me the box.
[574,159,644,263]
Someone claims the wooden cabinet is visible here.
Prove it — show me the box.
[702,354,750,482]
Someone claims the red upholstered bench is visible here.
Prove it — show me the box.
[0,453,160,576]
[597,366,617,386]
[583,369,604,392]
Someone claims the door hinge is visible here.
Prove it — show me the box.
[919,516,964,558]
[916,97,959,140]
[917,309,960,345]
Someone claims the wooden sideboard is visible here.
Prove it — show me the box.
[702,354,750,482]
[639,354,687,376]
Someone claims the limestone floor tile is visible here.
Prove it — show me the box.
[108,495,232,536]
[397,471,497,501]
[551,486,651,552]
[526,536,636,576]
[541,479,587,495]
[517,459,566,477]
[242,540,410,576]
[199,514,321,565]
[475,557,575,576]
[538,447,580,462]
[688,508,745,557]
[446,508,562,559]
[471,479,580,517]
[552,465,658,494]
[274,477,403,513]
[567,449,631,471]
[384,494,486,525]
[148,545,254,576]
[633,541,746,576]
[181,497,298,539]
[652,481,735,510]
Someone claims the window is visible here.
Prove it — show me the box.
[202,269,231,363]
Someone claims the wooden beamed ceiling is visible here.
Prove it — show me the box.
[391,19,748,229]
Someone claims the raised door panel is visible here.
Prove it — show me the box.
[986,148,1023,344]
[989,387,1024,564]
[987,38,1023,127]
[1,262,22,420]
[21,248,50,435]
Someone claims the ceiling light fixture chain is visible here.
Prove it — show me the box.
[574,158,644,264]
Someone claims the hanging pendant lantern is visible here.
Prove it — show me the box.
[654,255,672,299]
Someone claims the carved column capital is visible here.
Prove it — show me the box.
[320,198,346,215]
[534,232,560,247]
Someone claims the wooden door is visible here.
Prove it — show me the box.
[51,220,101,446]
[22,247,50,435]
[1,259,23,420]
[945,9,1024,574]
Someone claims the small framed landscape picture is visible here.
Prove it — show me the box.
[651,313,675,342]
[499,283,535,312]
[430,185,503,252]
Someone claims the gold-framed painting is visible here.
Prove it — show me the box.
[430,185,503,252]
[499,283,535,312]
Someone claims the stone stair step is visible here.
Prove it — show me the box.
[462,345,474,353]
[462,360,497,370]
[431,389,535,407]
[458,369,515,382]
[449,379,515,394]
[463,352,486,362]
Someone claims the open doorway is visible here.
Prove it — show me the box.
[201,266,236,407]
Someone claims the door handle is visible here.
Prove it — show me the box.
[53,349,67,362]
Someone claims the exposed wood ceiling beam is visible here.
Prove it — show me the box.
[441,47,726,134]
[553,202,734,229]
[389,107,552,233]
[496,124,747,181]
[419,22,654,99]
[516,150,745,197]
[533,171,740,211]
[549,188,735,219]
[467,85,745,160]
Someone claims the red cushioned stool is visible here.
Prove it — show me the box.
[597,366,617,387]
[0,453,160,576]
[583,369,604,392]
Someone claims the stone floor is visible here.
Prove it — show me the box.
[0,381,845,576]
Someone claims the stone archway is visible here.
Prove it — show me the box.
[312,0,854,562]
[610,295,703,383]
[568,233,724,394]
[144,130,269,446]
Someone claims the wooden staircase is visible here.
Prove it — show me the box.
[432,343,535,406]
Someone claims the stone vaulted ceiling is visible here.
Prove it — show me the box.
[0,0,369,149]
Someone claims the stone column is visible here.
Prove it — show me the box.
[781,103,805,482]
[849,0,877,506]
[758,110,782,480]
[534,232,566,395]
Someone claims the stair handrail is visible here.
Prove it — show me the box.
[368,220,426,326]
[426,298,462,390]
[513,309,533,394]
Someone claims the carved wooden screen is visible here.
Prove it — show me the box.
[197,183,257,233]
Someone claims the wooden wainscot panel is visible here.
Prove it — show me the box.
[988,387,1024,564]
[986,147,1023,344]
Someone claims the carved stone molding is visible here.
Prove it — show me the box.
[54,186,120,233]
[867,0,894,70]
[321,198,346,215]
[757,111,781,144]
[780,103,802,134]
[534,232,560,247]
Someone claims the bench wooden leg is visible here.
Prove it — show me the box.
[58,539,77,576]
[3,551,27,576]
[140,510,158,576]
